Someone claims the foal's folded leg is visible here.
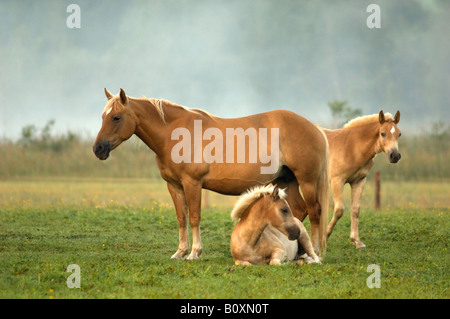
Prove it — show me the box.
[234,260,253,266]
[270,247,288,265]
[295,219,321,264]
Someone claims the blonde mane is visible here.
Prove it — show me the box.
[147,98,167,124]
[344,112,393,129]
[231,185,287,222]
[102,93,218,126]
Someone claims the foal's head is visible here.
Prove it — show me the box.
[232,184,301,240]
[263,186,301,240]
[377,110,402,163]
[93,88,137,160]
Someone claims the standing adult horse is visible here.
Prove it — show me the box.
[324,111,402,248]
[93,88,329,259]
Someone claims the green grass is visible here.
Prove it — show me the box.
[0,178,448,298]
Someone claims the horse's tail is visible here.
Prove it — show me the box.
[317,127,330,256]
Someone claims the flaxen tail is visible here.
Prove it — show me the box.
[317,127,330,256]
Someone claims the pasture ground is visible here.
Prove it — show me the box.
[0,178,448,299]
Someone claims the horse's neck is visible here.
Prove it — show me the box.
[131,98,171,155]
[344,123,380,161]
[237,203,268,247]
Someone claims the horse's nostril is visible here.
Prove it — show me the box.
[93,144,103,154]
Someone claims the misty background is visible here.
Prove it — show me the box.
[0,0,449,140]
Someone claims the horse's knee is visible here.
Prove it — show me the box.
[176,214,187,228]
[189,214,201,227]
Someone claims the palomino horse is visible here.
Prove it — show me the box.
[230,184,321,265]
[324,111,402,248]
[93,88,329,260]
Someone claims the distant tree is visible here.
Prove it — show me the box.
[20,125,37,147]
[18,119,78,152]
[327,100,362,128]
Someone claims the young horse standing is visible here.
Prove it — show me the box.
[93,89,329,259]
[324,111,402,248]
[230,185,321,265]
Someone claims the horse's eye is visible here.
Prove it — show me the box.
[380,132,386,137]
[399,132,402,137]
[112,116,121,122]
[280,208,289,214]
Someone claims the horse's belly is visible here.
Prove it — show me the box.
[203,165,280,195]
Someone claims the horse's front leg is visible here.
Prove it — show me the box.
[270,247,288,265]
[350,178,367,249]
[327,178,345,239]
[182,178,203,260]
[167,182,190,259]
[295,219,321,264]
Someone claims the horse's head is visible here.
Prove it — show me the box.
[93,88,137,160]
[264,185,301,241]
[377,110,402,163]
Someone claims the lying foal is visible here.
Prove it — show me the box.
[230,184,320,265]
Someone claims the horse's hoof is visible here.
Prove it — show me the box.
[269,259,282,265]
[186,249,202,260]
[186,253,199,260]
[356,243,367,249]
[171,250,188,260]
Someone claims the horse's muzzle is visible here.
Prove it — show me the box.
[286,225,301,241]
[389,151,401,163]
[93,140,111,160]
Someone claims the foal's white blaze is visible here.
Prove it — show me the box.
[390,126,396,134]
[105,107,113,116]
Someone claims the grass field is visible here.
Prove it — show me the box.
[0,178,448,299]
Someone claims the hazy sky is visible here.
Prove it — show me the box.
[1,0,448,140]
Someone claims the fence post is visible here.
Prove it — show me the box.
[375,171,381,210]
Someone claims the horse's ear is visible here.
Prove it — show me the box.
[104,88,113,100]
[272,185,280,201]
[379,110,385,124]
[394,110,400,124]
[119,88,129,105]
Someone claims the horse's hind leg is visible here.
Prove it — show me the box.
[167,182,189,259]
[350,178,367,249]
[297,181,323,255]
[182,178,203,260]
[282,178,322,255]
[279,180,320,262]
